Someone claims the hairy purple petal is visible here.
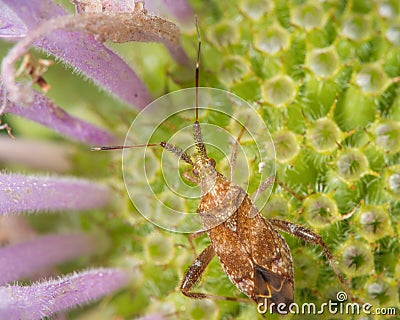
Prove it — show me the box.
[0,4,27,40]
[0,137,72,172]
[0,233,96,285]
[0,173,110,215]
[146,0,194,24]
[0,268,129,320]
[0,87,114,144]
[0,0,153,108]
[165,42,191,68]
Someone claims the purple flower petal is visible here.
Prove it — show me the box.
[0,268,129,320]
[0,173,110,215]
[0,3,27,40]
[1,87,114,145]
[0,137,72,172]
[0,233,96,285]
[0,0,153,108]
[146,0,194,24]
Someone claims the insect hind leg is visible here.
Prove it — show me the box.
[268,218,356,302]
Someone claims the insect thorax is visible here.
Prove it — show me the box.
[196,166,247,230]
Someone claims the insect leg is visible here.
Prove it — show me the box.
[267,218,356,302]
[180,244,251,303]
[251,176,275,204]
[188,229,207,256]
[230,122,247,179]
[182,170,199,185]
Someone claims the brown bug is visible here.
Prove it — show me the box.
[93,20,354,314]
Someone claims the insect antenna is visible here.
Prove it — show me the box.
[91,144,158,151]
[193,17,208,159]
[91,142,194,166]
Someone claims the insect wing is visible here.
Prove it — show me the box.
[239,207,294,309]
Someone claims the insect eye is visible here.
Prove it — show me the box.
[192,168,199,176]
[208,158,216,167]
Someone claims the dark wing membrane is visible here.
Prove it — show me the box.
[254,264,294,312]
[235,197,294,307]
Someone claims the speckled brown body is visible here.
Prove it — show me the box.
[197,171,294,307]
[176,148,352,313]
[180,153,351,311]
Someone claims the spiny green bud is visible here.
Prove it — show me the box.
[292,3,324,30]
[144,232,174,265]
[386,25,400,46]
[372,119,400,153]
[262,75,296,107]
[293,249,319,289]
[208,22,239,48]
[239,0,273,21]
[307,117,341,153]
[187,299,218,320]
[336,148,369,182]
[378,1,399,20]
[307,47,340,79]
[355,205,392,242]
[338,240,374,277]
[272,130,300,162]
[366,278,399,307]
[219,55,250,85]
[303,193,340,228]
[386,165,400,199]
[254,24,290,55]
[262,194,290,218]
[355,64,389,94]
[342,14,371,41]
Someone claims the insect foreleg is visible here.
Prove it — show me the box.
[188,229,208,256]
[180,244,215,299]
[180,244,251,303]
[251,176,275,204]
[182,170,199,185]
[230,123,247,179]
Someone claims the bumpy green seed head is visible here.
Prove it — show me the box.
[262,194,290,218]
[366,278,399,307]
[303,193,340,228]
[356,64,389,95]
[144,232,175,265]
[355,205,393,242]
[292,3,324,30]
[338,240,374,278]
[336,148,369,182]
[341,14,371,41]
[108,0,400,317]
[262,75,297,107]
[307,47,340,79]
[307,118,341,153]
[272,129,300,162]
[372,119,400,153]
[385,165,400,199]
[255,24,290,55]
[187,299,218,320]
